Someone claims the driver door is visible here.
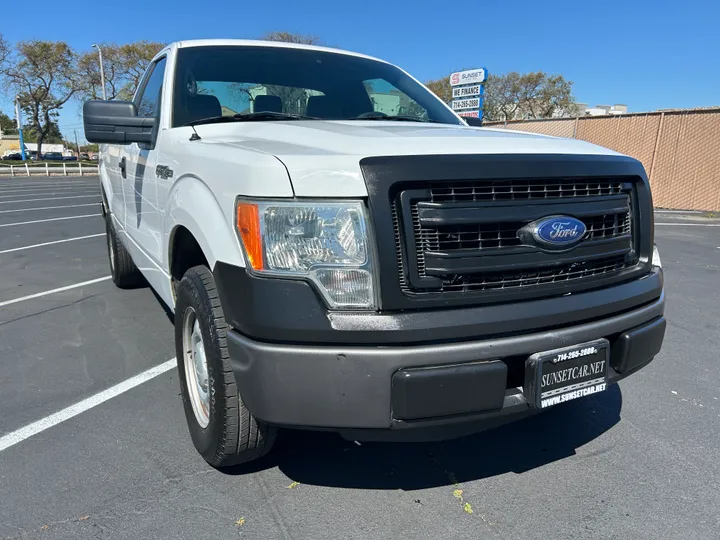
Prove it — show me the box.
[122,57,167,272]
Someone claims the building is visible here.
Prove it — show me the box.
[1,129,67,157]
[0,130,24,156]
[25,142,66,155]
[575,103,628,116]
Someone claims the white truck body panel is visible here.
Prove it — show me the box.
[99,39,623,313]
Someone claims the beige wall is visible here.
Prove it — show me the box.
[0,139,23,155]
[485,109,720,211]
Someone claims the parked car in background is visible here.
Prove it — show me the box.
[90,155,99,161]
[62,155,78,161]
[43,152,64,161]
[2,153,23,160]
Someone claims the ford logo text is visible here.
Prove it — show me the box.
[519,216,587,249]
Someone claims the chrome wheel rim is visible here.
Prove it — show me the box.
[182,307,210,428]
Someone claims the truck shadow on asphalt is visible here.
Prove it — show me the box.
[224,384,622,490]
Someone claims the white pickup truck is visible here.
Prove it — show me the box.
[84,39,665,467]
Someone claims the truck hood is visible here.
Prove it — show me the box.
[190,120,623,197]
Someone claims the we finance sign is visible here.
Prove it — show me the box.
[449,68,488,87]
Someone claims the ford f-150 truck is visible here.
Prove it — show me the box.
[83,39,665,467]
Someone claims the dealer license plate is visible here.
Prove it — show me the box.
[525,339,609,409]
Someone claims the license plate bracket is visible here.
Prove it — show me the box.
[524,339,609,409]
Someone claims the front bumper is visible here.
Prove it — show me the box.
[226,286,665,440]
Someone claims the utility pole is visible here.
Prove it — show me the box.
[74,131,82,160]
[15,97,26,161]
[92,44,107,100]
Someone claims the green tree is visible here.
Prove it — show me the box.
[485,72,577,121]
[424,70,578,121]
[78,45,121,100]
[115,41,165,100]
[78,41,165,101]
[0,33,9,68]
[0,40,79,158]
[0,110,15,135]
[424,76,453,104]
[262,32,321,45]
[23,118,63,144]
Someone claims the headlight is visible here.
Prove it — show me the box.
[236,200,376,309]
[652,244,662,268]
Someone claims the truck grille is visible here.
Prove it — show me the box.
[426,255,629,294]
[393,178,638,298]
[417,212,631,253]
[427,179,624,203]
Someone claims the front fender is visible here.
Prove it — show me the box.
[163,174,246,272]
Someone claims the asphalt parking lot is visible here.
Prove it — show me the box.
[0,176,718,540]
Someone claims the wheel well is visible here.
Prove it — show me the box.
[170,227,209,286]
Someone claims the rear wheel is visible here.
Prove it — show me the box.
[175,265,277,467]
[105,215,142,288]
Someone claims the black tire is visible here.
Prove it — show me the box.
[175,265,277,467]
[105,215,142,288]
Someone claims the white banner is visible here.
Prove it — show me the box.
[452,98,481,111]
[449,68,488,87]
[452,85,481,98]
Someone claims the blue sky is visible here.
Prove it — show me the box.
[2,0,718,141]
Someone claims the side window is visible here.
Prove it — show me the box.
[363,78,429,120]
[136,57,167,118]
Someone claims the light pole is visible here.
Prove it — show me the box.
[15,97,26,161]
[92,44,107,100]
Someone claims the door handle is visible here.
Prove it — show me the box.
[119,157,126,179]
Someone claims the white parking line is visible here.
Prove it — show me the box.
[0,191,99,200]
[0,203,98,214]
[0,276,111,308]
[0,214,101,228]
[0,359,176,453]
[0,187,100,195]
[0,234,105,255]
[0,194,101,205]
[0,181,98,186]
[0,185,98,190]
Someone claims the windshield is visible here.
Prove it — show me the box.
[171,46,462,127]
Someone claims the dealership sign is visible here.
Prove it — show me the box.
[452,98,481,111]
[452,85,481,98]
[449,67,487,122]
[449,68,488,87]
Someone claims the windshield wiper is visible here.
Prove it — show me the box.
[348,113,444,123]
[186,111,317,127]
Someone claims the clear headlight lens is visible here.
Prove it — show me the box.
[652,244,662,268]
[236,200,375,309]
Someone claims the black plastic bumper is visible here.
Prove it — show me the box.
[215,262,664,345]
[225,289,665,439]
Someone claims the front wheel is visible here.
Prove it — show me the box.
[175,265,277,467]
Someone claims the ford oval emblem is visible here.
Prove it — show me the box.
[521,215,587,249]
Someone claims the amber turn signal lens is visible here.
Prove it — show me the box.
[236,202,263,270]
